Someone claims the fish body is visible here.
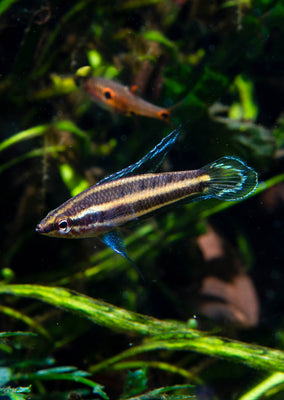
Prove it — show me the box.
[36,170,210,238]
[36,128,258,263]
[83,77,170,122]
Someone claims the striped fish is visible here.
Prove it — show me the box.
[36,127,258,265]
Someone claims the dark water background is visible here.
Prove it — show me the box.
[0,1,283,399]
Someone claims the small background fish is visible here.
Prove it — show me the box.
[81,76,171,122]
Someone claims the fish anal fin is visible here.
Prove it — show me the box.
[102,231,128,259]
[101,231,144,281]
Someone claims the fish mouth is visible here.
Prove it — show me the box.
[35,223,52,234]
[35,224,44,233]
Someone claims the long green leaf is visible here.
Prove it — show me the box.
[238,372,284,400]
[0,385,31,400]
[0,120,89,154]
[0,306,50,338]
[0,0,19,16]
[14,367,108,399]
[0,146,65,175]
[0,125,48,153]
[0,284,283,372]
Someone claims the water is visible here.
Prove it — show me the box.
[0,1,283,399]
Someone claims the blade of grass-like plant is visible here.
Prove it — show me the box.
[119,0,165,10]
[0,284,183,335]
[89,334,284,375]
[0,366,11,386]
[54,120,90,142]
[121,338,284,373]
[0,284,284,372]
[0,306,50,339]
[12,367,108,399]
[0,385,31,400]
[0,120,89,154]
[125,384,195,400]
[0,0,19,15]
[110,361,199,382]
[0,332,37,338]
[238,372,284,400]
[0,332,37,356]
[0,146,65,175]
[34,1,91,77]
[0,125,48,153]
[0,342,12,354]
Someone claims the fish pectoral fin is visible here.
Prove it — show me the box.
[103,203,138,226]
[101,231,144,281]
[96,126,182,185]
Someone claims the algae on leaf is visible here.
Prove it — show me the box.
[0,284,284,373]
[0,0,283,398]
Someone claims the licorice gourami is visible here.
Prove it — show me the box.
[36,127,258,264]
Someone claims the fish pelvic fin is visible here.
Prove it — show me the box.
[202,156,258,201]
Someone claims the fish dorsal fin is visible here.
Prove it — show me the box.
[97,126,182,185]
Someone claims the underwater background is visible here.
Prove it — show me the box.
[0,0,283,399]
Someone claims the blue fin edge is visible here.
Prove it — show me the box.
[97,126,182,185]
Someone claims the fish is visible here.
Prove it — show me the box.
[36,127,258,267]
[82,77,170,122]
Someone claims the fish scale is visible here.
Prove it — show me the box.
[36,128,258,267]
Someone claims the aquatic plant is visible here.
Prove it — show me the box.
[0,1,283,399]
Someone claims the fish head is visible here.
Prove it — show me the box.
[156,109,170,122]
[36,210,75,238]
[36,196,107,239]
[83,77,126,113]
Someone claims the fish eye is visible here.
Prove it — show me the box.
[103,88,114,100]
[159,110,169,120]
[55,217,72,234]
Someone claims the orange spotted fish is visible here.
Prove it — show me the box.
[83,77,170,122]
[36,127,258,267]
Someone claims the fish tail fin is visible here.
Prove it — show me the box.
[202,156,258,201]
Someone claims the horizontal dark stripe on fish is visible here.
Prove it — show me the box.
[60,171,207,215]
[36,123,258,270]
[71,175,210,229]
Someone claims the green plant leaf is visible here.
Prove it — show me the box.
[0,385,32,400]
[123,384,195,400]
[0,125,48,153]
[0,332,37,339]
[0,306,50,338]
[0,145,65,175]
[0,284,283,373]
[143,30,175,50]
[0,0,19,16]
[13,366,109,399]
[238,372,284,400]
[0,367,12,386]
[123,368,148,398]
